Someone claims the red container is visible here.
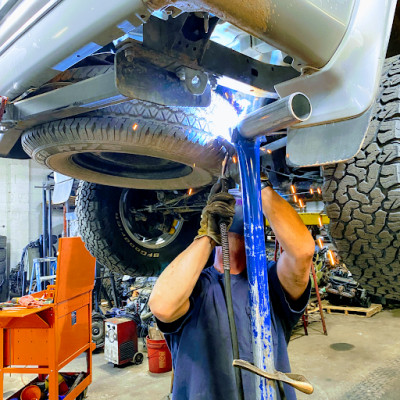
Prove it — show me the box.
[20,385,41,400]
[146,336,172,373]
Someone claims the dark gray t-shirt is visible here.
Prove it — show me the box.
[157,262,310,400]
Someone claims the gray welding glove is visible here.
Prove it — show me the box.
[195,192,236,245]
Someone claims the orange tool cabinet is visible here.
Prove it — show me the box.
[0,237,96,400]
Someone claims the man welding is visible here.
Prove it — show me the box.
[149,174,315,399]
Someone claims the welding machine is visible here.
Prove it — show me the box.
[104,317,143,366]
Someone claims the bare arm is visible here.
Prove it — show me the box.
[149,236,215,323]
[261,187,315,300]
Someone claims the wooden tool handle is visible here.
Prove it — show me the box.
[285,373,314,395]
[233,359,314,395]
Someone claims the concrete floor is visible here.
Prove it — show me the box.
[3,308,400,400]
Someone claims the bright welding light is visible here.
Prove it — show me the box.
[207,94,239,142]
[317,237,324,249]
[290,185,296,194]
[327,250,335,266]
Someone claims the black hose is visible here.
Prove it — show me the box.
[277,381,287,399]
[220,221,244,400]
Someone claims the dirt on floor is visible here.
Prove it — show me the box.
[3,308,400,400]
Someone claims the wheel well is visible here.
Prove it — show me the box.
[387,3,400,58]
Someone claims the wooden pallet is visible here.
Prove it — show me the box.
[317,300,382,317]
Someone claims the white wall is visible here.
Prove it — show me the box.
[0,159,63,269]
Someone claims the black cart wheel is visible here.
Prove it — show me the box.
[133,352,144,365]
[92,312,105,348]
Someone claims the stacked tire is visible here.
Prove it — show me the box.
[0,236,7,301]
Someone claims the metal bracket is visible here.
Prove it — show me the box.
[176,66,208,95]
[115,45,211,107]
[137,14,300,94]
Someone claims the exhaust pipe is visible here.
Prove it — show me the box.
[236,92,312,140]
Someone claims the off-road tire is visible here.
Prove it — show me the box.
[323,55,400,301]
[21,92,235,189]
[0,249,5,262]
[0,259,7,302]
[0,261,5,275]
[102,269,124,305]
[92,312,105,348]
[76,181,200,276]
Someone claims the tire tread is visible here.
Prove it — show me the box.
[323,55,400,300]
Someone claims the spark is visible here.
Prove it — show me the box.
[327,250,335,266]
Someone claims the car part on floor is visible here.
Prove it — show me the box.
[326,268,371,308]
[323,55,400,301]
[76,181,202,276]
[21,92,235,190]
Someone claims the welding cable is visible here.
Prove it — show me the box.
[219,154,244,400]
[220,220,244,400]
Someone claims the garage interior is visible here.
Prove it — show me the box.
[1,157,400,400]
[1,1,400,400]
